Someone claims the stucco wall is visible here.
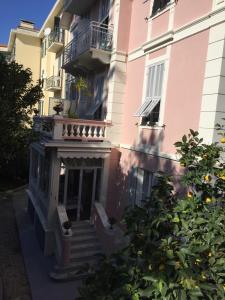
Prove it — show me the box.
[15,35,41,83]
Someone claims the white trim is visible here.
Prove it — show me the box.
[120,143,179,161]
[128,5,225,62]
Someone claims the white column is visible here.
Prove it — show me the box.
[199,22,225,143]
[100,156,110,207]
[47,150,61,227]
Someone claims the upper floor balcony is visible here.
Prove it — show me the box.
[33,115,112,142]
[63,21,113,75]
[64,0,96,17]
[45,76,61,92]
[47,28,64,53]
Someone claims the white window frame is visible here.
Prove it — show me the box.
[135,60,165,125]
[139,55,169,128]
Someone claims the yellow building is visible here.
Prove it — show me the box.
[7,20,41,84]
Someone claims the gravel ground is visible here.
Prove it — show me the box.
[0,193,31,300]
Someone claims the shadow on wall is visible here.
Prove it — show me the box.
[105,125,183,224]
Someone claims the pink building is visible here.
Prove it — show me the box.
[29,0,225,280]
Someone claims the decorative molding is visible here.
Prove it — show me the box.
[119,143,179,161]
[128,5,225,62]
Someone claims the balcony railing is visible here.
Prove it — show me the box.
[48,28,64,52]
[45,76,61,91]
[63,21,113,67]
[33,116,112,142]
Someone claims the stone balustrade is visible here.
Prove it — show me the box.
[33,115,112,141]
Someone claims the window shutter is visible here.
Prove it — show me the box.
[134,61,164,118]
[134,97,160,117]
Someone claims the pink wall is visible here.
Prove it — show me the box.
[151,10,170,39]
[105,147,182,222]
[174,0,212,29]
[149,47,167,60]
[128,0,150,51]
[162,30,209,153]
[116,0,132,53]
[121,56,145,145]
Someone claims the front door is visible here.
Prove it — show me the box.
[65,168,98,222]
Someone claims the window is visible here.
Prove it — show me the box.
[99,0,110,22]
[87,76,105,119]
[135,61,164,126]
[152,0,170,16]
[128,168,159,207]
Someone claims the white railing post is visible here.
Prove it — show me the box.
[53,116,63,140]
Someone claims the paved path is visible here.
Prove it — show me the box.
[13,190,81,300]
[0,191,31,300]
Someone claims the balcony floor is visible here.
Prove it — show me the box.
[48,42,64,53]
[63,48,111,75]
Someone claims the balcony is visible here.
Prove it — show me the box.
[64,0,96,16]
[33,116,112,142]
[45,76,61,92]
[63,21,113,74]
[47,29,64,53]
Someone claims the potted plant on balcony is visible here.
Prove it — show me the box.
[68,76,89,118]
[53,102,63,115]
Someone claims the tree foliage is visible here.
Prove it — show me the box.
[78,127,225,300]
[0,57,43,179]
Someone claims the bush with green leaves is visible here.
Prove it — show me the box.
[78,128,225,300]
[0,57,43,180]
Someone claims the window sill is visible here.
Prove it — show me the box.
[140,124,165,130]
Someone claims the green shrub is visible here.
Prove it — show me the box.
[78,127,225,300]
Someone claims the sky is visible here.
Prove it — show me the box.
[0,0,57,45]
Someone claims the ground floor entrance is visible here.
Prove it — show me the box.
[58,159,102,222]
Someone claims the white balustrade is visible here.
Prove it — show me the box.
[33,115,111,141]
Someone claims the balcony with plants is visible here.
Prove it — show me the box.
[63,21,113,75]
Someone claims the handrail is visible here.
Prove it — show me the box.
[63,21,113,66]
[48,28,64,47]
[45,76,61,90]
[33,115,112,141]
[57,205,72,237]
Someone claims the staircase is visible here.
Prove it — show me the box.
[50,221,103,281]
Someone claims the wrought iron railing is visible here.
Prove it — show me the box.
[63,21,113,66]
[48,28,64,48]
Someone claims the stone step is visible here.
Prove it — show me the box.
[70,250,102,263]
[70,234,98,245]
[50,258,101,281]
[71,227,96,236]
[70,242,101,254]
[71,221,92,230]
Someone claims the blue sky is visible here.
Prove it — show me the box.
[0,0,57,44]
